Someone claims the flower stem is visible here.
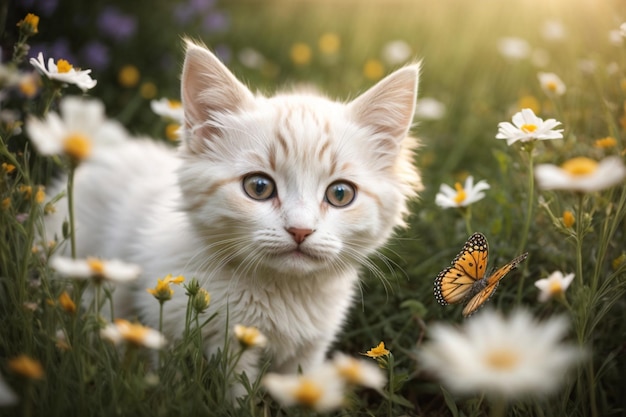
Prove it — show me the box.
[575,194,584,288]
[67,166,77,259]
[462,206,473,236]
[489,396,507,417]
[518,145,535,254]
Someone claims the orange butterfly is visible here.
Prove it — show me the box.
[434,232,528,317]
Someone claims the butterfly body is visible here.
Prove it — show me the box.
[434,232,528,317]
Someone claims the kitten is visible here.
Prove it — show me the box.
[46,41,422,393]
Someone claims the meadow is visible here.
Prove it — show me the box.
[1,0,625,415]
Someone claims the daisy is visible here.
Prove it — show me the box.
[534,271,575,302]
[30,53,97,91]
[381,40,412,65]
[414,97,446,120]
[234,324,267,349]
[435,176,490,208]
[538,72,566,96]
[497,37,530,60]
[26,96,129,164]
[101,319,167,349]
[496,108,563,145]
[50,256,141,284]
[331,353,386,390]
[534,156,626,192]
[150,98,184,122]
[419,309,583,399]
[262,364,345,412]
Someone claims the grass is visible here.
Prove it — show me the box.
[1,0,626,415]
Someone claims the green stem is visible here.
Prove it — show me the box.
[517,145,535,254]
[575,194,584,288]
[462,206,473,236]
[67,166,77,259]
[489,396,507,417]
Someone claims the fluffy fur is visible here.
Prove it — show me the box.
[45,41,422,392]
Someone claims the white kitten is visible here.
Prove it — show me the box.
[46,41,422,394]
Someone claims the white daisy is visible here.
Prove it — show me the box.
[414,97,446,120]
[534,271,575,302]
[535,156,626,193]
[50,256,141,283]
[419,309,583,399]
[150,98,184,122]
[435,176,490,208]
[262,364,346,412]
[26,96,128,163]
[497,37,531,60]
[233,324,267,349]
[331,352,386,390]
[30,53,97,91]
[381,40,412,65]
[496,108,563,145]
[538,72,566,96]
[100,319,167,349]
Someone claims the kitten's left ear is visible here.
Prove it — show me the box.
[349,64,420,142]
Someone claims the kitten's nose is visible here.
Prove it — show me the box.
[287,227,314,244]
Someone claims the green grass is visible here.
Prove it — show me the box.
[1,0,626,415]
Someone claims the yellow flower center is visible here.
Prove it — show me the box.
[237,326,261,347]
[549,280,563,296]
[165,123,180,141]
[594,136,617,149]
[87,258,105,275]
[521,124,537,133]
[545,81,558,92]
[561,157,598,176]
[57,59,73,73]
[294,378,323,407]
[363,59,384,81]
[318,33,341,55]
[167,100,182,109]
[118,65,140,88]
[337,360,361,384]
[484,349,520,370]
[453,182,467,204]
[63,133,92,161]
[115,319,150,346]
[290,43,313,66]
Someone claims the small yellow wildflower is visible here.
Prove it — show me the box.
[35,186,45,204]
[2,163,16,174]
[1,197,11,210]
[19,75,39,98]
[193,288,211,313]
[146,274,185,302]
[19,184,32,198]
[318,33,340,55]
[363,341,390,358]
[234,324,267,348]
[290,43,312,66]
[612,254,626,271]
[8,354,44,380]
[140,82,157,99]
[118,65,140,88]
[593,136,617,149]
[17,13,39,36]
[562,210,575,228]
[363,59,384,81]
[58,291,76,314]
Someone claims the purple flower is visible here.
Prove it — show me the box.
[202,12,229,33]
[21,0,58,16]
[97,7,137,41]
[81,42,110,71]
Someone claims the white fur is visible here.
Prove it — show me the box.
[45,42,422,394]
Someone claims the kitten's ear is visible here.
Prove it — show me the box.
[181,40,255,131]
[349,64,420,142]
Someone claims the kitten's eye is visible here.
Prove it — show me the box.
[325,181,356,208]
[242,174,276,200]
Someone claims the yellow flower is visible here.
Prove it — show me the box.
[19,184,32,198]
[140,82,157,99]
[562,210,575,228]
[193,288,211,313]
[165,123,181,141]
[63,133,92,162]
[118,65,140,88]
[17,13,39,36]
[35,186,46,204]
[318,33,340,55]
[363,341,390,358]
[594,136,617,149]
[363,59,384,81]
[8,354,44,380]
[146,274,185,302]
[517,95,540,114]
[290,43,312,66]
[612,254,626,271]
[2,163,16,174]
[19,75,39,98]
[58,291,76,314]
[1,197,11,210]
[234,324,267,348]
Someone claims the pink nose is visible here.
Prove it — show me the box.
[287,227,314,244]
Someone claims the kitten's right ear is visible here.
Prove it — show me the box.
[181,40,254,131]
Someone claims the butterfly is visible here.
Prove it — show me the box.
[434,232,528,317]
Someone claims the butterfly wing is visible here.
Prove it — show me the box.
[434,233,489,305]
[461,251,529,317]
